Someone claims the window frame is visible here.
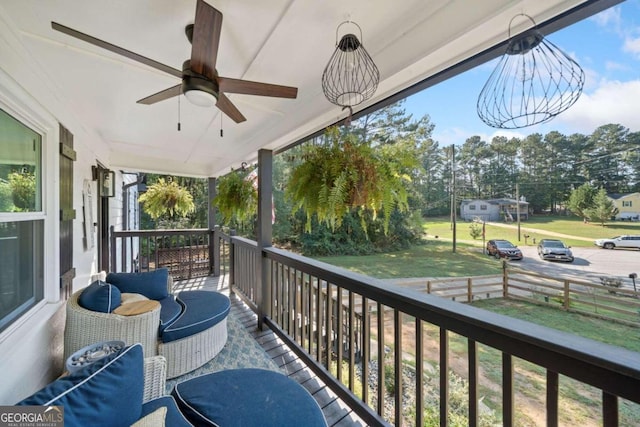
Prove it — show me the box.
[0,68,58,339]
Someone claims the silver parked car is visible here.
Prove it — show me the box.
[537,239,574,262]
[594,235,640,250]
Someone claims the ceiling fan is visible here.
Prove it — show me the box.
[51,0,298,123]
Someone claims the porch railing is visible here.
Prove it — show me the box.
[224,234,640,427]
[110,226,213,279]
[228,235,259,313]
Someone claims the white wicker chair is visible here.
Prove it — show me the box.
[64,290,161,360]
[143,356,167,403]
[64,275,229,379]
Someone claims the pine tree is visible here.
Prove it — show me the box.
[584,188,618,226]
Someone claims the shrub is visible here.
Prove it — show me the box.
[8,171,35,211]
[469,222,482,240]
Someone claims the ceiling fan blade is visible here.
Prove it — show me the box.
[51,22,182,79]
[136,84,182,105]
[190,0,223,81]
[218,77,298,99]
[216,94,246,123]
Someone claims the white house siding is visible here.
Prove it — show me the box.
[0,14,112,403]
[460,200,500,221]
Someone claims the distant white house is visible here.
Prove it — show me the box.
[460,198,529,221]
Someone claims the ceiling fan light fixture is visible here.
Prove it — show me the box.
[184,89,216,107]
[182,75,218,107]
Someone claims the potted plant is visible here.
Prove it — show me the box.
[138,177,195,225]
[285,126,415,234]
[213,169,258,228]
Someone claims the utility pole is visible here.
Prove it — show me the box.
[516,182,521,242]
[451,144,456,253]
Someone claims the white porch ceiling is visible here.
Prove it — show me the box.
[0,0,596,177]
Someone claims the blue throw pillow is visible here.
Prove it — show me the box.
[106,268,169,300]
[17,344,145,427]
[78,280,121,313]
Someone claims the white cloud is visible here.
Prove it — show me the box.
[433,127,473,146]
[488,130,527,141]
[434,127,528,146]
[590,7,623,34]
[582,66,601,91]
[605,61,629,72]
[555,79,640,133]
[623,36,640,58]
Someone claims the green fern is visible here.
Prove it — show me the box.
[138,178,195,220]
[285,126,418,235]
[213,170,258,227]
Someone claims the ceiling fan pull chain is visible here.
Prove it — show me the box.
[177,93,181,131]
[220,114,223,137]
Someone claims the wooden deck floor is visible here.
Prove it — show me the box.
[174,275,368,427]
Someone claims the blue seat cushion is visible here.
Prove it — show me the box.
[160,291,230,343]
[78,280,121,313]
[142,396,193,427]
[158,296,183,333]
[172,368,327,427]
[107,268,169,300]
[17,344,144,427]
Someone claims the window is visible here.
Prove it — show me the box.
[622,201,632,207]
[480,205,487,211]
[469,204,476,210]
[0,109,42,212]
[0,108,44,333]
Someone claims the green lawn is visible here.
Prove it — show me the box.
[315,215,640,279]
[315,240,502,278]
[423,215,640,248]
[470,298,640,426]
[471,299,640,353]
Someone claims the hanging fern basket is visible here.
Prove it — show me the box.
[138,178,195,220]
[213,169,258,227]
[285,126,412,234]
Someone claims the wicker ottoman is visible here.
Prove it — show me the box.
[159,290,230,378]
[172,369,327,427]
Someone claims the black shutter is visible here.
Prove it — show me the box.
[59,124,76,299]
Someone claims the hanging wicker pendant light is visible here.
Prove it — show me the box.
[322,21,380,108]
[477,14,585,129]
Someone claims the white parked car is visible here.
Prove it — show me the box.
[594,235,640,250]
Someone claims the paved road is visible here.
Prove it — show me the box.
[509,245,639,289]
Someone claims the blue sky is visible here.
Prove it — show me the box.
[403,0,640,146]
